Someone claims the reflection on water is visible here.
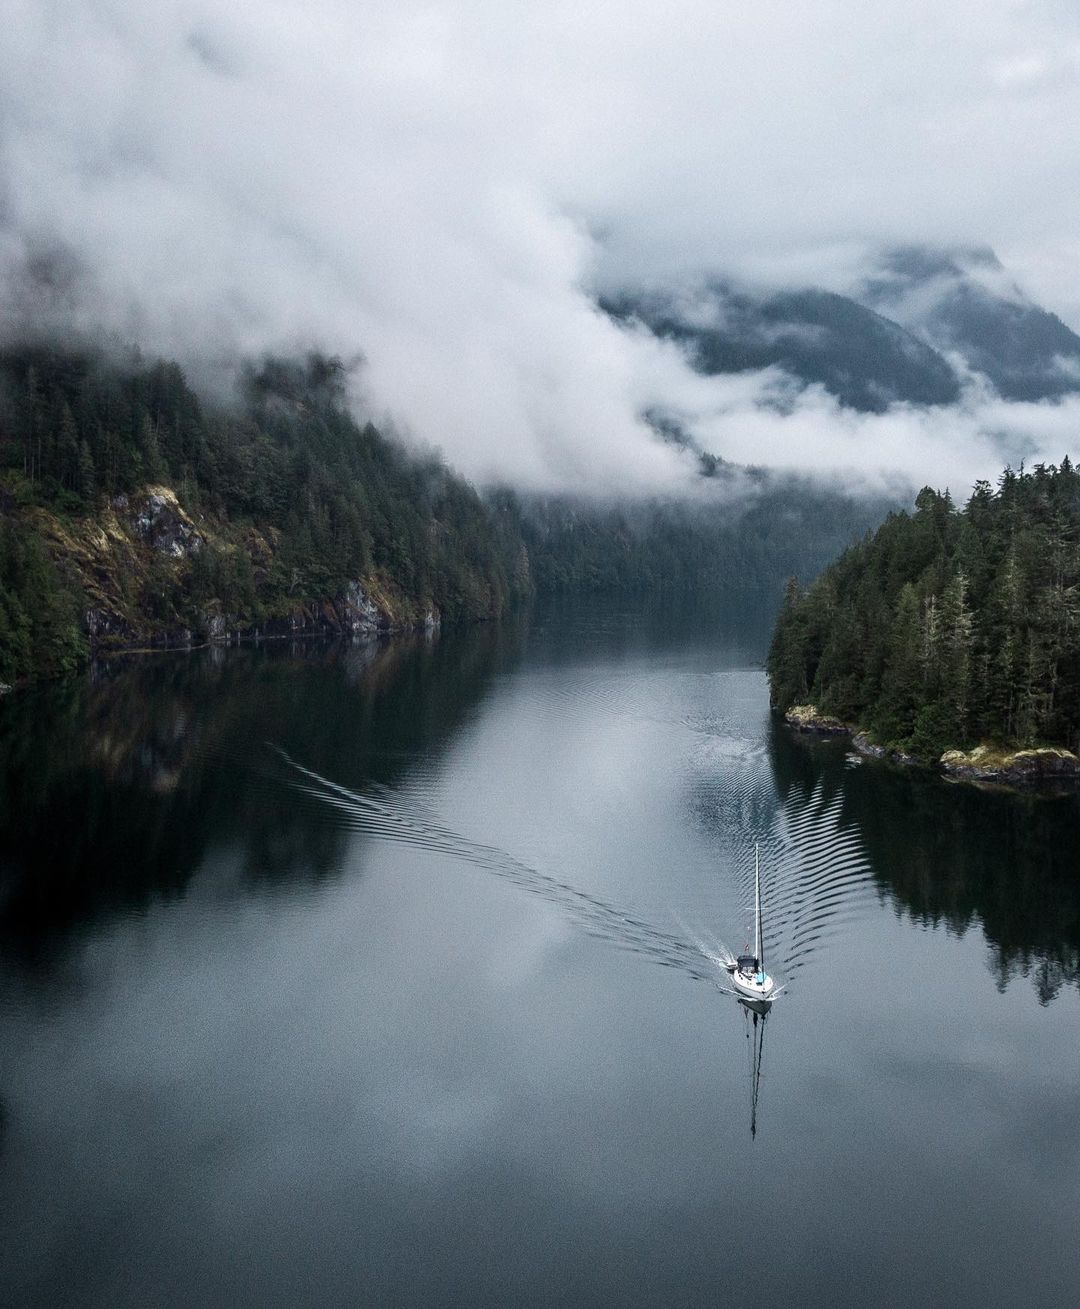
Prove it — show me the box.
[686,691,877,985]
[1,596,1080,1307]
[0,625,524,955]
[741,1000,769,1141]
[7,602,1072,1003]
[770,722,1080,1003]
[276,746,726,986]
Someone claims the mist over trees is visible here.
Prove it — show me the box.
[0,342,894,684]
[602,282,964,413]
[768,461,1080,757]
[507,485,885,606]
[0,345,530,678]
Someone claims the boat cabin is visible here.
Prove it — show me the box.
[737,953,759,976]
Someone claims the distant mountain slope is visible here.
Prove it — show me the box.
[605,247,1080,411]
[861,246,1080,402]
[0,342,894,684]
[602,282,962,412]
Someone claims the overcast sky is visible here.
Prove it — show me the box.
[5,0,1080,493]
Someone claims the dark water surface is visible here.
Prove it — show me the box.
[1,599,1079,1307]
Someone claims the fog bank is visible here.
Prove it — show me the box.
[4,2,1080,493]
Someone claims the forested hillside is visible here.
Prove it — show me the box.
[768,462,1080,757]
[0,345,529,681]
[510,486,886,606]
[0,342,889,685]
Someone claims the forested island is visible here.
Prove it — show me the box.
[768,461,1080,780]
[0,342,884,686]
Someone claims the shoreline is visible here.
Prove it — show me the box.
[0,604,452,697]
[781,704,1080,791]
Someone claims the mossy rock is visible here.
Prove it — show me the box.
[940,742,1080,782]
[784,704,851,735]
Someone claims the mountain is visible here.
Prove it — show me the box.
[0,342,892,684]
[0,344,532,682]
[602,281,962,412]
[861,245,1080,402]
[604,247,1080,412]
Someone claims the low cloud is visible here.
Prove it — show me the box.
[4,2,1080,496]
[679,375,1080,497]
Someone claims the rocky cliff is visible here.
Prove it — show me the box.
[31,483,442,657]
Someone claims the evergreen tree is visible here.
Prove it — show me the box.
[872,583,922,742]
[0,340,889,683]
[768,459,1080,758]
[766,577,809,708]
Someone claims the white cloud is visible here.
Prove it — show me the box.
[4,0,1080,493]
[691,380,1080,495]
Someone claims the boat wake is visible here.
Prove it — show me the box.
[272,710,876,1003]
[271,746,735,989]
[731,778,877,982]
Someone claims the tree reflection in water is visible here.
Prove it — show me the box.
[768,720,1080,1003]
[0,623,526,963]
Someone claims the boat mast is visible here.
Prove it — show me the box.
[754,843,763,971]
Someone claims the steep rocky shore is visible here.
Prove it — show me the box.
[32,484,444,660]
[781,703,850,735]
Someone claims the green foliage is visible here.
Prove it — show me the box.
[509,483,888,609]
[189,542,258,623]
[767,461,1080,757]
[0,524,86,682]
[0,346,534,679]
[0,341,889,685]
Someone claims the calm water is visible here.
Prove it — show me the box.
[1,599,1079,1307]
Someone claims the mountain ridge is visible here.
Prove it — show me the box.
[602,245,1080,412]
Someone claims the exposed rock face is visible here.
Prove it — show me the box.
[784,704,1080,791]
[784,704,851,735]
[128,487,203,558]
[186,580,437,648]
[852,731,885,759]
[31,483,449,661]
[940,744,1080,784]
[340,581,384,635]
[200,612,227,643]
[85,608,123,643]
[850,734,923,768]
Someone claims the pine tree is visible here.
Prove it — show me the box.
[78,441,96,504]
[939,569,973,744]
[872,582,922,742]
[57,403,80,492]
[768,460,1080,756]
[766,577,808,707]
[139,413,165,483]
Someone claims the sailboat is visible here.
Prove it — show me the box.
[729,844,776,1005]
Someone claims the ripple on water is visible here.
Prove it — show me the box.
[727,782,878,979]
[272,748,724,985]
[269,657,878,1000]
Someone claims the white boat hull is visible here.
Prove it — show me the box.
[731,969,775,1003]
